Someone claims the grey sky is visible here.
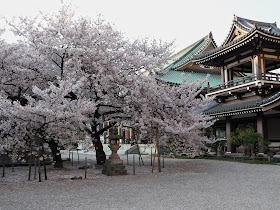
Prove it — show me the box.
[0,0,280,53]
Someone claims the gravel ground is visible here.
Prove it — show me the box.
[0,154,280,210]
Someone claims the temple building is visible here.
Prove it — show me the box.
[194,15,280,153]
[157,32,221,91]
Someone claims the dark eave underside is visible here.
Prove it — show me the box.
[204,91,280,117]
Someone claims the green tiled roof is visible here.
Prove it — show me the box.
[164,33,215,71]
[158,33,220,87]
[159,69,221,87]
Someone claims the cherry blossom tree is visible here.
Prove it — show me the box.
[0,3,215,170]
[1,4,173,165]
[123,73,215,155]
[0,78,95,167]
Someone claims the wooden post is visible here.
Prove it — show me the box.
[150,147,153,166]
[38,157,41,182]
[85,157,87,179]
[137,144,141,166]
[2,153,6,177]
[162,153,165,168]
[12,162,14,172]
[38,146,42,182]
[156,126,161,172]
[133,155,135,175]
[28,153,32,181]
[71,149,74,166]
[135,129,144,166]
[127,152,129,165]
[152,145,157,173]
[77,149,80,164]
[34,157,37,179]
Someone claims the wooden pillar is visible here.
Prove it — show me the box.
[252,56,256,75]
[224,67,228,83]
[107,121,110,144]
[257,112,264,153]
[221,67,225,83]
[226,116,232,153]
[103,122,106,144]
[118,126,121,135]
[252,55,262,80]
[260,54,266,75]
[212,127,216,138]
[228,68,233,81]
[131,129,134,142]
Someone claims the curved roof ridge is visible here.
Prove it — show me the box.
[235,15,277,28]
[164,32,216,71]
[176,68,221,75]
[207,31,218,48]
[173,32,211,58]
[169,39,200,61]
[222,15,278,46]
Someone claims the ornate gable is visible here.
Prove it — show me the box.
[224,25,247,45]
[223,15,278,46]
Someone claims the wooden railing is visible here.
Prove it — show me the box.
[208,72,280,93]
[261,72,280,81]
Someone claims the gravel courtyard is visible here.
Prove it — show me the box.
[1,155,280,210]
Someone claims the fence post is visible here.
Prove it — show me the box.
[28,153,32,181]
[77,149,80,164]
[133,155,135,175]
[71,150,74,166]
[38,156,42,182]
[85,157,87,179]
[2,154,6,177]
[34,157,37,179]
[150,147,152,166]
[162,153,165,168]
[127,152,129,165]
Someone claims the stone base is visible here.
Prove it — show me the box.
[102,160,127,176]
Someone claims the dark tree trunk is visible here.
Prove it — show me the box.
[94,136,106,165]
[28,145,32,181]
[48,139,63,168]
[42,146,48,180]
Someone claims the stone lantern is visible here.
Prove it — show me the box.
[102,133,127,176]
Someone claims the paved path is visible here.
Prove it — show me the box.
[0,156,280,210]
